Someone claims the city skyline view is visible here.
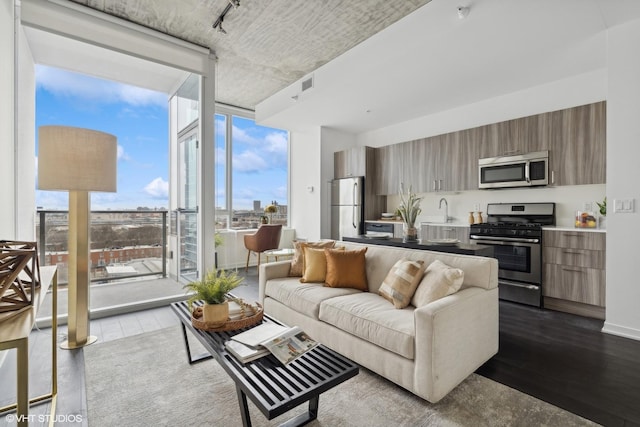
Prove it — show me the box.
[35,65,288,212]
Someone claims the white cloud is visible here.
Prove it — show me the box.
[36,65,166,108]
[233,151,267,173]
[143,177,169,199]
[117,145,131,161]
[232,125,260,146]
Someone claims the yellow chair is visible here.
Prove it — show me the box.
[243,224,282,271]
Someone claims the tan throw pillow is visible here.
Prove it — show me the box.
[324,247,368,291]
[411,260,464,307]
[378,259,426,308]
[300,246,329,283]
[289,240,335,277]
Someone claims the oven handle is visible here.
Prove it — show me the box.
[470,235,540,244]
[500,279,540,290]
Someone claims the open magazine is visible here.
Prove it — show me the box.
[225,323,318,365]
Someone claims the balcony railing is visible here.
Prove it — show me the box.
[36,209,168,286]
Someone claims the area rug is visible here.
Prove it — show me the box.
[84,326,597,427]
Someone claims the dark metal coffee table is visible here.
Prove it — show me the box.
[171,300,359,427]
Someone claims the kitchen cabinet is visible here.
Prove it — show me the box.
[334,146,367,178]
[542,229,606,319]
[374,101,605,195]
[420,224,470,244]
[334,146,386,221]
[375,143,404,195]
[377,131,479,195]
[479,115,540,158]
[551,101,606,186]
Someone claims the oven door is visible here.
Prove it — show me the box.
[470,235,543,306]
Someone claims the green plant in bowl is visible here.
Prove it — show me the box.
[184,269,243,324]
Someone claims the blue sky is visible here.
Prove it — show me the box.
[36,65,288,211]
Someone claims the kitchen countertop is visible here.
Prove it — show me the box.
[542,226,606,233]
[343,236,494,257]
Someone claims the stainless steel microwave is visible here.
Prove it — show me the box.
[478,151,549,189]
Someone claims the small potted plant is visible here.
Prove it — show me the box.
[397,184,423,242]
[184,269,243,325]
[596,197,606,228]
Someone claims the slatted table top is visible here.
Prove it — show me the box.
[171,300,359,420]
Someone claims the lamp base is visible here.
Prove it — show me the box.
[60,335,98,350]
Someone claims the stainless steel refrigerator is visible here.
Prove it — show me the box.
[331,177,364,240]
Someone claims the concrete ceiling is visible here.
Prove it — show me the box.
[26,0,640,135]
[67,0,432,110]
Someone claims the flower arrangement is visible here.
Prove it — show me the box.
[264,204,278,223]
[397,184,423,228]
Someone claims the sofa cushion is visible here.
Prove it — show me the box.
[319,293,415,359]
[289,240,336,277]
[379,259,425,308]
[300,246,328,283]
[265,277,361,319]
[411,260,464,307]
[324,247,368,290]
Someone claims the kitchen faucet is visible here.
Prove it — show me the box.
[439,197,449,223]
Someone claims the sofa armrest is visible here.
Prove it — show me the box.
[413,286,499,403]
[258,260,292,303]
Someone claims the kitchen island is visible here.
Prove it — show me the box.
[343,236,494,257]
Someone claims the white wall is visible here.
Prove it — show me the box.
[602,19,640,340]
[387,184,606,229]
[356,69,606,148]
[16,22,36,240]
[289,128,322,240]
[319,127,357,238]
[1,0,15,238]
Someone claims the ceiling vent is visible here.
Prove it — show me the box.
[301,76,314,92]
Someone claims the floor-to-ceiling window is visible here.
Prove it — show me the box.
[214,111,289,230]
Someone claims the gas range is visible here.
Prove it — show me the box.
[470,222,543,239]
[469,203,555,308]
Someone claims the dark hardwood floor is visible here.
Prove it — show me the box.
[477,301,640,427]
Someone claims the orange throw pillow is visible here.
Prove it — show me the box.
[324,247,368,291]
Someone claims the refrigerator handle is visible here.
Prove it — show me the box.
[352,181,358,228]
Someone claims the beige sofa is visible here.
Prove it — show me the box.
[258,242,499,403]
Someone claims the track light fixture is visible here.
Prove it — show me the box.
[212,0,240,35]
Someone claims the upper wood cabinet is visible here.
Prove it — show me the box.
[334,147,367,179]
[552,102,606,186]
[373,101,605,195]
[375,143,404,195]
[377,131,479,195]
[334,146,386,220]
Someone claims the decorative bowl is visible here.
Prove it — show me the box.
[381,213,395,218]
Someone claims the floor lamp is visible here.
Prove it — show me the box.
[38,126,117,349]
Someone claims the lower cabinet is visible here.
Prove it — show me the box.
[542,230,606,319]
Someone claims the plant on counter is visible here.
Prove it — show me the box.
[596,197,606,216]
[398,184,423,241]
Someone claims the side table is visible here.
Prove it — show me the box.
[0,266,58,427]
[263,248,295,263]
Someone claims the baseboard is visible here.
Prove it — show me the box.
[602,321,640,341]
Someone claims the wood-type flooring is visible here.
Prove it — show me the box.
[477,301,640,427]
